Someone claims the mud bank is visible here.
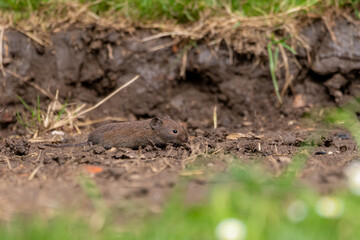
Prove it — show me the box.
[0,16,360,135]
[0,16,360,218]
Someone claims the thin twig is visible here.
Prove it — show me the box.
[142,32,194,42]
[0,155,12,170]
[279,44,293,96]
[0,26,6,80]
[28,150,43,180]
[212,148,223,155]
[180,50,188,78]
[213,105,217,130]
[47,75,139,131]
[16,29,50,47]
[76,116,127,126]
[6,70,53,99]
[148,39,180,52]
[107,44,113,59]
[323,16,338,44]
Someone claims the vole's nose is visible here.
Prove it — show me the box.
[180,133,188,143]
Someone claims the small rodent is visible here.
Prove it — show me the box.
[45,115,188,149]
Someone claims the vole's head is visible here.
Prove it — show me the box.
[150,115,188,145]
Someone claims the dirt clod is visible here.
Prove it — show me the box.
[5,138,30,156]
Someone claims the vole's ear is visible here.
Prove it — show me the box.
[150,117,163,130]
[162,115,171,119]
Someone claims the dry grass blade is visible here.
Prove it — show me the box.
[142,32,195,42]
[0,26,5,79]
[180,170,204,176]
[148,39,180,52]
[213,105,217,129]
[323,15,337,44]
[107,44,114,59]
[180,50,188,78]
[279,44,294,96]
[212,148,223,155]
[28,150,43,180]
[0,155,12,169]
[76,116,127,126]
[6,70,53,99]
[77,75,139,117]
[47,75,139,132]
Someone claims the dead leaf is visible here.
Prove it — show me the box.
[242,121,253,126]
[83,165,104,174]
[226,133,246,140]
[226,132,263,140]
[293,94,306,108]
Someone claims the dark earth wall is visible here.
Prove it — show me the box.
[1,17,360,137]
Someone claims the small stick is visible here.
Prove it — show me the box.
[213,105,218,129]
[6,70,53,99]
[279,44,293,96]
[180,50,188,78]
[28,150,43,180]
[141,32,194,42]
[163,157,175,170]
[212,148,223,155]
[0,155,12,170]
[0,26,6,81]
[107,44,113,59]
[48,75,139,131]
[148,39,180,52]
[323,16,338,44]
[76,116,127,126]
[71,75,139,119]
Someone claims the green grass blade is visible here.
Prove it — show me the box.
[16,95,31,112]
[56,98,68,121]
[267,42,282,104]
[280,42,297,55]
[36,95,41,124]
[17,95,36,120]
[274,45,279,66]
[16,112,25,127]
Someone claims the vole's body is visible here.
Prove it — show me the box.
[46,116,188,149]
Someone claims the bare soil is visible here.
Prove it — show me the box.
[1,15,360,220]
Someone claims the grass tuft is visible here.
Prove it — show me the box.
[1,0,359,22]
[15,75,138,138]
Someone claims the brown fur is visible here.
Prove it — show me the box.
[45,115,188,149]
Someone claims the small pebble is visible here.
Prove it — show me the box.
[337,133,350,140]
[195,129,205,137]
[51,130,65,136]
[315,151,327,155]
[93,146,105,154]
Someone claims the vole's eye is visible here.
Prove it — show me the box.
[173,129,178,134]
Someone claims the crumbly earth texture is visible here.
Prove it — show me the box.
[1,15,360,220]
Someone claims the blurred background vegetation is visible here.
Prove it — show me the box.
[0,0,359,22]
[2,0,360,239]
